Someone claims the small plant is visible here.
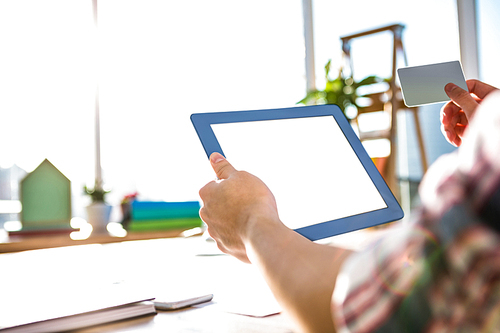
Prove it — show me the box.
[84,185,110,203]
[121,192,138,205]
[298,59,382,118]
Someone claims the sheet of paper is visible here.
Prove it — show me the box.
[192,255,282,317]
[397,60,467,107]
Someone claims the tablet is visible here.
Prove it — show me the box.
[191,104,403,241]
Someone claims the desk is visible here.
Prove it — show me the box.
[0,227,194,253]
[0,226,390,332]
[0,235,295,333]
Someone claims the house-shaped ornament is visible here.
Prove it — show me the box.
[20,159,72,231]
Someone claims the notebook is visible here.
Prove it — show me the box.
[0,283,156,333]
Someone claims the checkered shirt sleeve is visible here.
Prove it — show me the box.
[333,91,500,333]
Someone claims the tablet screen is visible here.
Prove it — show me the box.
[211,115,387,230]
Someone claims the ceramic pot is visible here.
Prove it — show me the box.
[85,202,112,234]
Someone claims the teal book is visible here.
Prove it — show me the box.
[131,201,200,221]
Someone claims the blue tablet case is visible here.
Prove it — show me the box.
[191,104,403,241]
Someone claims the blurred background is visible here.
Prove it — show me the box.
[1,0,499,228]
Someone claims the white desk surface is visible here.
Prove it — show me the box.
[0,226,395,332]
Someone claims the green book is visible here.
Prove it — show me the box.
[128,218,203,232]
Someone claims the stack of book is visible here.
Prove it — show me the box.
[128,201,203,232]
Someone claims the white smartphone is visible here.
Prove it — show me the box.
[154,293,213,310]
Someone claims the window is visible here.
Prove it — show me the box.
[478,0,500,87]
[312,0,460,181]
[0,0,305,226]
[2,0,486,229]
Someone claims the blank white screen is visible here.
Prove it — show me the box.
[211,116,387,230]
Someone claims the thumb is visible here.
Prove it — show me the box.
[209,152,237,180]
[445,83,479,118]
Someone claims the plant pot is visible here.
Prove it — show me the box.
[85,202,112,234]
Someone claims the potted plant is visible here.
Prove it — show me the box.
[120,192,138,230]
[298,59,382,119]
[299,60,392,178]
[84,185,112,234]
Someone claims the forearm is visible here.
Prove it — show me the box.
[199,154,353,331]
[244,215,353,333]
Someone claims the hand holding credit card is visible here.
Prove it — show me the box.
[397,60,468,107]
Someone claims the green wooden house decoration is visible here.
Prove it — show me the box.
[20,159,72,230]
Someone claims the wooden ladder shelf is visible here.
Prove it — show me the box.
[340,24,428,200]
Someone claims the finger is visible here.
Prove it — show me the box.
[441,123,457,146]
[441,112,466,147]
[198,206,208,223]
[467,79,498,99]
[445,83,479,118]
[209,152,237,180]
[455,124,466,138]
[447,110,468,141]
[440,100,460,126]
[451,110,468,129]
[448,112,467,147]
[199,179,215,199]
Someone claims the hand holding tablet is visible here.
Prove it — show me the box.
[192,105,403,241]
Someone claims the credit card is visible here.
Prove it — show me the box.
[397,60,467,107]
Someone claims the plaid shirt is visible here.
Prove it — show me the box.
[333,91,500,333]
